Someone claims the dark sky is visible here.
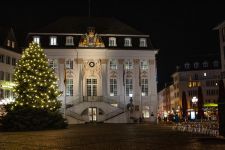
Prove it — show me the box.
[1,0,225,91]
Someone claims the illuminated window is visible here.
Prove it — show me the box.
[141,79,148,96]
[204,72,207,77]
[49,59,58,72]
[11,41,15,48]
[7,40,10,47]
[33,36,40,45]
[66,79,73,96]
[109,37,117,47]
[124,38,132,47]
[140,38,147,47]
[110,79,117,96]
[109,59,117,70]
[142,106,150,118]
[50,36,57,45]
[140,60,148,70]
[66,36,74,45]
[87,78,97,96]
[125,60,133,69]
[65,59,73,69]
[126,79,133,96]
[0,55,5,63]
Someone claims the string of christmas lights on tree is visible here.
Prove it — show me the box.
[12,42,61,111]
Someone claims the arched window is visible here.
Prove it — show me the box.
[184,62,190,69]
[193,62,199,69]
[203,61,208,68]
[109,37,117,47]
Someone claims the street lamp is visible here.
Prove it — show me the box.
[192,96,198,120]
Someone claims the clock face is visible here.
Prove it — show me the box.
[89,62,95,67]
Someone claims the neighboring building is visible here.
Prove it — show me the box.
[158,54,221,120]
[0,27,21,115]
[26,17,158,123]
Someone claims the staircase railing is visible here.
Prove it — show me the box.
[66,109,84,121]
[103,108,125,121]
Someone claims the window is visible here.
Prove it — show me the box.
[203,61,208,68]
[5,72,10,81]
[126,79,133,96]
[124,38,132,47]
[125,60,133,69]
[0,55,5,63]
[49,59,58,72]
[141,79,148,96]
[140,38,147,47]
[33,36,40,45]
[109,59,117,70]
[87,78,97,96]
[194,62,199,69]
[5,90,10,98]
[50,36,57,45]
[7,40,10,47]
[204,72,207,77]
[140,60,148,70]
[12,58,16,66]
[6,56,11,65]
[109,37,117,47]
[184,63,190,69]
[110,79,117,96]
[66,36,74,45]
[0,89,3,99]
[66,79,73,96]
[65,59,73,69]
[0,71,4,80]
[142,106,150,118]
[213,60,219,68]
[12,41,15,48]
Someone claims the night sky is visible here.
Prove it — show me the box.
[1,0,225,91]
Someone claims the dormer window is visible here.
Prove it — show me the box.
[213,60,219,67]
[7,40,10,47]
[66,36,74,45]
[184,63,190,69]
[193,62,199,69]
[124,38,132,47]
[33,36,40,45]
[109,37,117,47]
[140,38,147,47]
[11,41,15,48]
[50,36,57,46]
[203,61,208,68]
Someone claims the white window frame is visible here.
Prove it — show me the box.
[11,41,15,48]
[109,37,117,47]
[50,36,57,46]
[125,60,133,70]
[140,60,148,70]
[126,79,133,96]
[33,36,40,45]
[49,59,58,72]
[6,56,11,65]
[66,36,74,46]
[109,59,117,70]
[0,55,5,63]
[110,78,117,96]
[141,79,148,96]
[65,59,73,69]
[66,79,73,96]
[124,38,132,47]
[7,40,10,47]
[140,38,147,47]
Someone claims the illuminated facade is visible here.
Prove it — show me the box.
[0,27,20,115]
[158,55,221,120]
[27,17,158,123]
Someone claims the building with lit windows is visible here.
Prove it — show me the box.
[26,17,158,124]
[0,27,20,115]
[158,54,221,120]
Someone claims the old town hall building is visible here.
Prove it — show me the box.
[26,17,158,123]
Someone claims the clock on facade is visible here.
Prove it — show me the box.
[89,62,95,67]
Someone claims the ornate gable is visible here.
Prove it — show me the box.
[79,27,105,48]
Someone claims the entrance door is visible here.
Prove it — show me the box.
[88,107,97,121]
[87,78,97,96]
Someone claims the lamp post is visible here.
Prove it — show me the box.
[192,96,198,120]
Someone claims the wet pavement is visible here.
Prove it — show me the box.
[0,123,225,150]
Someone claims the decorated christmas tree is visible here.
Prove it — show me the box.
[1,42,67,131]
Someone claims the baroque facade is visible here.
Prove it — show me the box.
[27,17,158,123]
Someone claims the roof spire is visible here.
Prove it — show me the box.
[88,0,91,17]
